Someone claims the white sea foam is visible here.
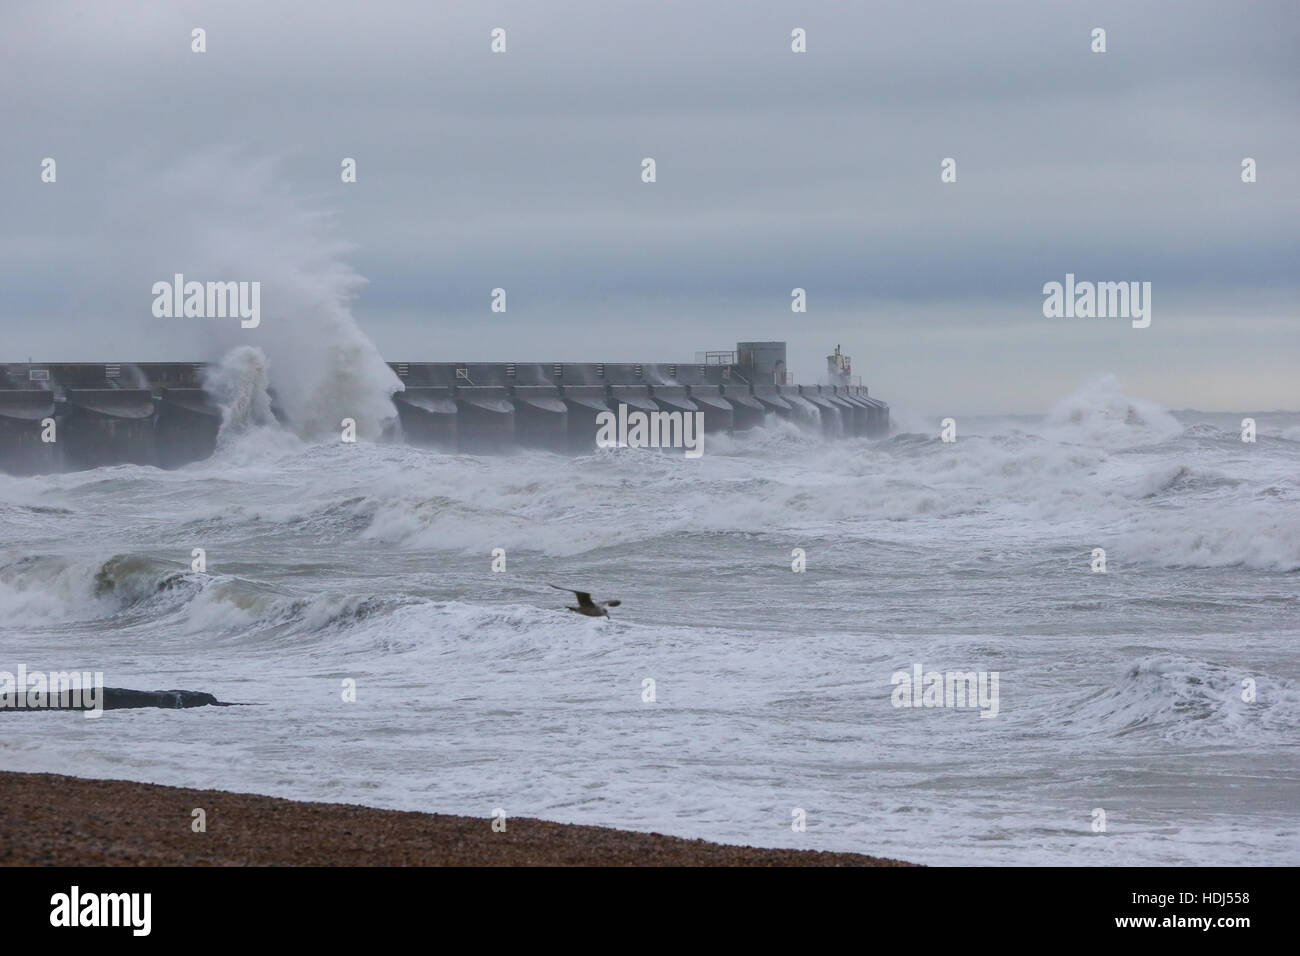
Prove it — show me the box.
[1,376,1297,865]
[1043,373,1185,447]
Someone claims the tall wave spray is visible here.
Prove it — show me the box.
[1043,373,1183,446]
[109,153,403,440]
[203,346,276,439]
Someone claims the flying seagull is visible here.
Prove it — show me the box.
[550,584,622,618]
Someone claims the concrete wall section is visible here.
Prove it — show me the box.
[606,384,659,413]
[818,386,858,437]
[790,385,836,434]
[647,384,699,413]
[155,388,221,469]
[510,385,568,452]
[559,384,610,453]
[750,384,793,418]
[0,390,58,475]
[722,385,767,431]
[831,385,872,436]
[685,385,735,434]
[60,388,156,470]
[393,386,457,449]
[454,385,514,452]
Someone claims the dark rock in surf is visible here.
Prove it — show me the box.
[100,688,238,710]
[1,687,245,712]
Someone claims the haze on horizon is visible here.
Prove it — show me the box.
[1,0,1296,416]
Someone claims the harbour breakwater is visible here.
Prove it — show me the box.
[0,352,889,475]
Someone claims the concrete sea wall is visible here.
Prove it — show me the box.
[0,360,889,474]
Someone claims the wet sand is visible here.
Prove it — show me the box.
[0,771,915,866]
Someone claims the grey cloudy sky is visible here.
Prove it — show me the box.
[2,0,1296,415]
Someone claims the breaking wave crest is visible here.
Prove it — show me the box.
[1056,655,1300,745]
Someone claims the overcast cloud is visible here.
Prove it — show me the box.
[1,0,1296,414]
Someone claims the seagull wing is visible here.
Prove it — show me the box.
[600,600,622,608]
[550,584,596,609]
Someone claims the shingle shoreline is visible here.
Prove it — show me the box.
[0,771,916,867]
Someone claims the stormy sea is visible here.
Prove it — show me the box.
[2,368,1297,866]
